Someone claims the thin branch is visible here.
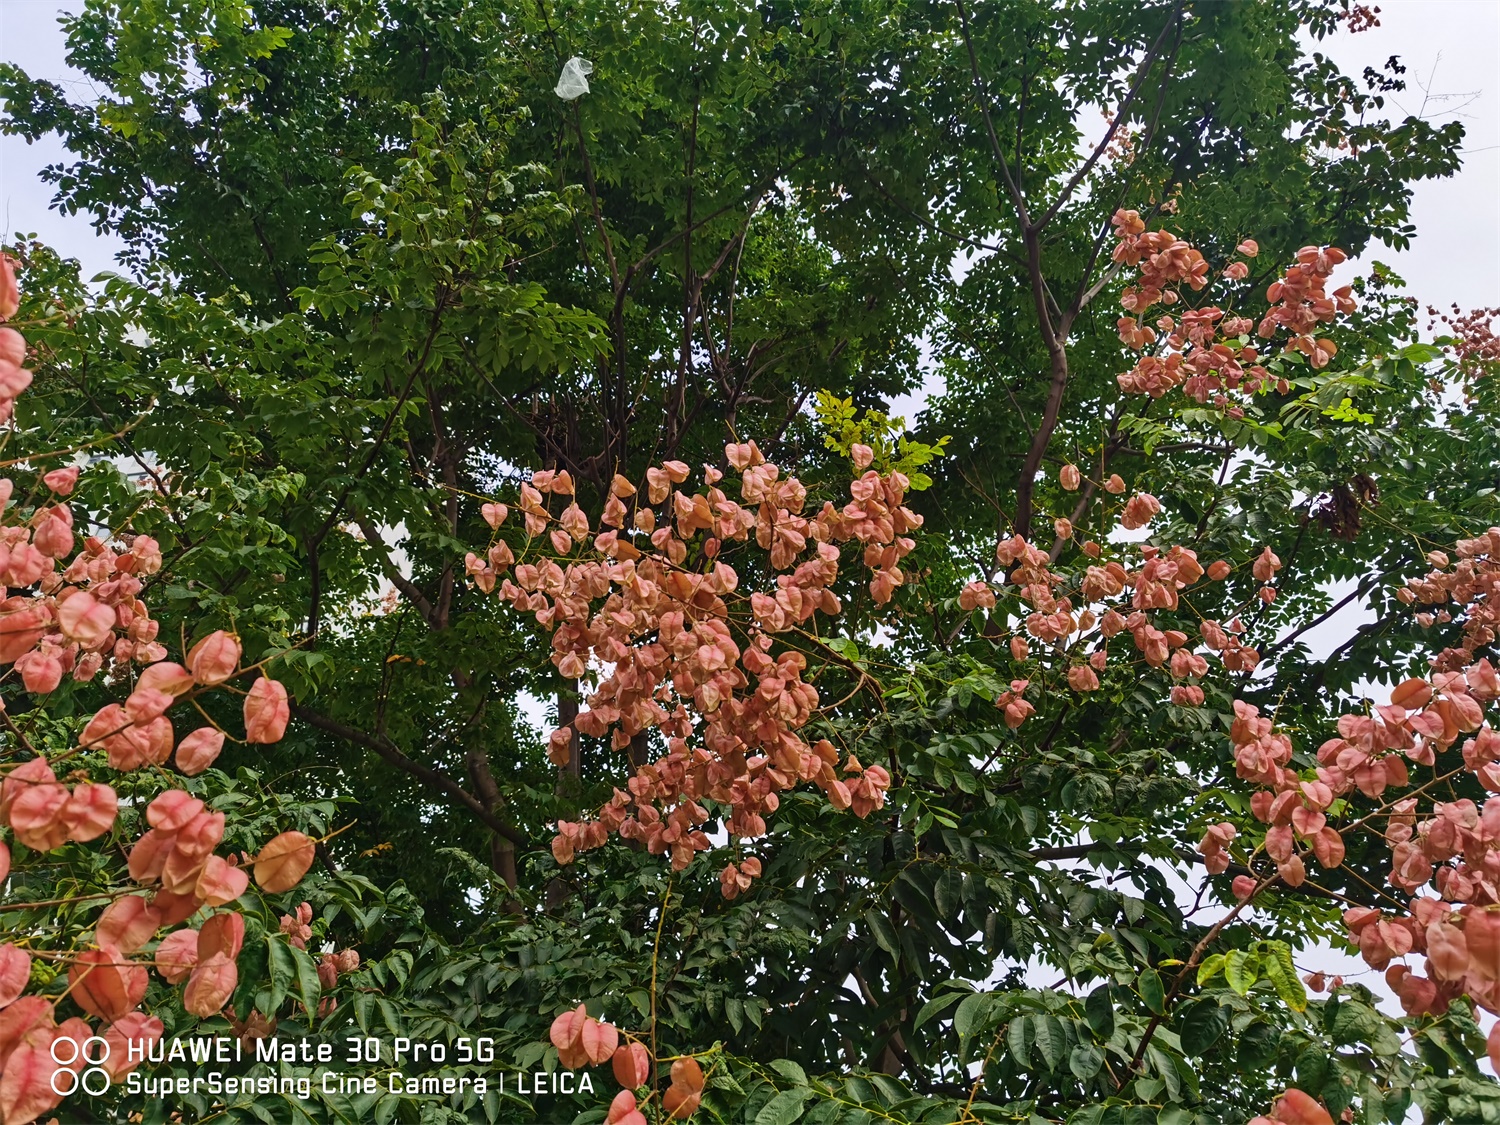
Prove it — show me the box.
[1031,3,1182,233]
[953,0,1031,227]
[292,705,527,849]
[354,517,438,625]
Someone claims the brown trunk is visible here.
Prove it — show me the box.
[465,747,520,896]
[628,730,652,771]
[555,692,581,796]
[545,692,583,913]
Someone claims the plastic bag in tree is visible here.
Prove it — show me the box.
[555,57,593,100]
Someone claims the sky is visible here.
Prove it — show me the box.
[3,0,1500,1055]
[1318,0,1500,316]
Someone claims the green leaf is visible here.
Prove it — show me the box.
[231,927,269,1021]
[1296,1043,1331,1092]
[1179,999,1229,1057]
[955,993,994,1042]
[1332,1002,1402,1055]
[914,990,963,1031]
[865,909,899,963]
[265,934,294,1016]
[1134,1076,1165,1102]
[935,868,964,918]
[1069,1042,1103,1080]
[768,1059,808,1087]
[1196,953,1226,987]
[1139,967,1166,1014]
[290,943,322,1017]
[1033,1014,1067,1070]
[1006,1016,1036,1068]
[1223,950,1259,996]
[754,1088,812,1125]
[1084,985,1115,1040]
[1260,940,1308,1013]
[826,637,860,662]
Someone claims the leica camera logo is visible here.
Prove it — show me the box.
[50,1035,112,1096]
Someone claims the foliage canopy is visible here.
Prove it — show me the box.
[2,1,1499,1123]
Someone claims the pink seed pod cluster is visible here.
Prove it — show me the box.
[0,253,311,1125]
[468,418,1292,899]
[468,444,922,892]
[1111,209,1353,411]
[1219,530,1500,1078]
[547,1006,702,1123]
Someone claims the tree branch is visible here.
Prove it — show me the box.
[1030,3,1182,232]
[354,517,438,625]
[1028,839,1353,903]
[291,704,527,849]
[954,0,1031,227]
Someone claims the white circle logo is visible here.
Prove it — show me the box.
[50,1035,111,1096]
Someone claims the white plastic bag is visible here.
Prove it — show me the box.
[554,57,593,101]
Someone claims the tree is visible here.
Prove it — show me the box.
[2,0,1499,1123]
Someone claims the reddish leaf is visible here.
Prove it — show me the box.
[197,913,245,962]
[104,1011,164,1080]
[51,1017,91,1086]
[68,946,144,1023]
[137,661,193,697]
[0,257,15,320]
[124,687,173,725]
[605,1089,648,1125]
[7,783,68,852]
[56,591,114,648]
[175,727,225,775]
[186,630,241,686]
[0,997,52,1069]
[0,605,45,664]
[1469,907,1500,980]
[669,1056,704,1095]
[662,1086,702,1120]
[0,946,30,1008]
[0,1033,65,1125]
[195,856,249,907]
[146,790,205,832]
[549,1004,589,1069]
[32,510,73,558]
[96,896,161,955]
[168,810,225,867]
[243,677,289,743]
[581,1017,618,1066]
[1390,678,1433,710]
[0,758,53,823]
[155,929,199,984]
[150,890,200,928]
[1272,1089,1334,1125]
[141,716,174,766]
[60,782,117,842]
[183,952,237,1017]
[611,1042,651,1089]
[254,832,315,894]
[78,704,128,754]
[127,830,174,885]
